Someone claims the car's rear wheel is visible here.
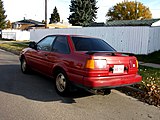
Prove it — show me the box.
[55,71,70,96]
[21,58,30,74]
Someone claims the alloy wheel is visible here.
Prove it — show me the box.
[56,73,67,93]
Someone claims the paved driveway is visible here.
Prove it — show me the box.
[0,49,160,120]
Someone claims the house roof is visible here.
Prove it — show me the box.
[14,19,45,26]
[105,19,160,26]
[89,22,106,27]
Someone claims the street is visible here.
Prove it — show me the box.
[0,49,160,120]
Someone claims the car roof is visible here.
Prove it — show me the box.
[46,34,99,39]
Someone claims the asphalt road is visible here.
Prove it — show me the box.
[0,49,160,120]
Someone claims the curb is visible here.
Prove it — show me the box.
[0,47,20,55]
[116,86,145,95]
[139,61,160,69]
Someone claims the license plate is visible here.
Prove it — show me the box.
[113,65,124,74]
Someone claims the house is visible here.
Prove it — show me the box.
[47,22,72,28]
[12,19,45,30]
[89,19,160,27]
[89,22,106,27]
[105,19,160,27]
[47,22,82,29]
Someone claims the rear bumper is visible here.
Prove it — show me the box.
[83,74,142,89]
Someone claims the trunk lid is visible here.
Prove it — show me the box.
[86,52,138,76]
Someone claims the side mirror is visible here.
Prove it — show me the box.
[29,41,37,49]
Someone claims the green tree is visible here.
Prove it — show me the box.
[49,6,60,24]
[106,1,152,21]
[0,0,7,29]
[68,0,98,26]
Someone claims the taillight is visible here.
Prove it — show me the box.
[136,60,139,68]
[86,60,94,69]
[130,59,138,68]
[85,59,107,69]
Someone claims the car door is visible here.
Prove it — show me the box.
[47,36,71,73]
[29,36,56,75]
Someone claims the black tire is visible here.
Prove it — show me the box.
[55,70,70,96]
[21,58,30,74]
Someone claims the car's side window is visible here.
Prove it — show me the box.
[52,36,70,54]
[37,36,56,51]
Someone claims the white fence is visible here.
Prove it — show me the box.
[3,27,159,54]
[148,27,160,53]
[30,26,160,55]
[2,30,30,41]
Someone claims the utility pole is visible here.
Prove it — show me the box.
[45,0,47,28]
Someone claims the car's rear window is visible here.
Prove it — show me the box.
[71,37,116,51]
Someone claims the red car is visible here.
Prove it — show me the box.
[20,35,142,96]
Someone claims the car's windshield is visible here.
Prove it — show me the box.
[71,37,116,51]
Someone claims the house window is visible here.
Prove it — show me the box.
[18,24,21,28]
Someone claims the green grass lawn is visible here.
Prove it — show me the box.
[138,66,160,90]
[136,50,160,64]
[133,65,160,106]
[0,40,29,55]
[120,65,160,106]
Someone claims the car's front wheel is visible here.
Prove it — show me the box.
[21,58,30,74]
[55,71,70,96]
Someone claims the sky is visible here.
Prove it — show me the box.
[2,0,160,23]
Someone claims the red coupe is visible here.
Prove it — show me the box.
[20,35,142,95]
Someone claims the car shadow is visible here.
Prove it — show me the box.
[0,64,93,104]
